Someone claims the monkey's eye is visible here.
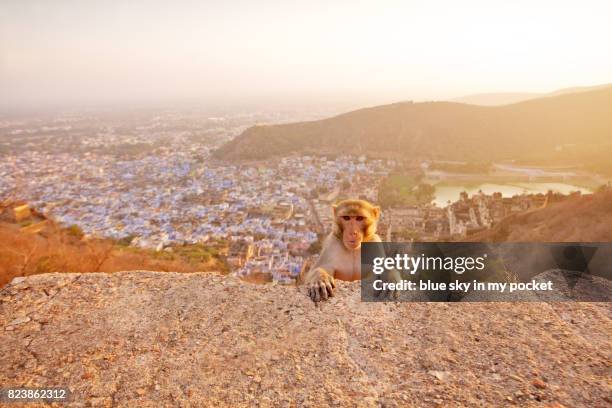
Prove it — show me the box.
[342,216,351,221]
[355,216,365,221]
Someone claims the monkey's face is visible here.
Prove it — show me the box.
[333,199,380,250]
[339,215,366,250]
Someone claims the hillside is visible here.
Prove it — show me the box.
[466,189,612,242]
[0,203,226,287]
[215,86,612,173]
[1,271,610,406]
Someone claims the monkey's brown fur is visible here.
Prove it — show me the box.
[301,199,382,302]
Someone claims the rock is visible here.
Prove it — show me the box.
[428,370,451,382]
[532,379,547,389]
[8,316,31,326]
[11,276,26,285]
[0,271,609,406]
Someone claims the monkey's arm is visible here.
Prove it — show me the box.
[360,234,384,280]
[301,236,338,302]
[302,235,338,281]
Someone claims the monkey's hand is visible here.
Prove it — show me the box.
[304,267,336,302]
[374,268,402,300]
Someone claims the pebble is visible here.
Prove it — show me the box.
[428,370,451,382]
[8,316,31,326]
[11,277,26,284]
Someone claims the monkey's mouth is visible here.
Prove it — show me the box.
[344,239,362,249]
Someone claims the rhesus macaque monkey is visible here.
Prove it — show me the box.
[301,199,383,302]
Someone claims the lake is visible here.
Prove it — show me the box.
[432,182,591,207]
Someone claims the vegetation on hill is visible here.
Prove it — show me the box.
[378,171,435,208]
[215,86,612,175]
[0,207,228,287]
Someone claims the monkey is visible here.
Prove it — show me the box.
[301,199,388,302]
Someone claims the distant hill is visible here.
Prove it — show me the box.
[451,92,541,106]
[452,83,612,106]
[466,189,612,242]
[214,86,612,173]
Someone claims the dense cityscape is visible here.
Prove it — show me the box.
[0,111,602,283]
[0,111,393,283]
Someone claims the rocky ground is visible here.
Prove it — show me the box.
[0,271,610,407]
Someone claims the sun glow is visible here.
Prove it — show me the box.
[1,0,611,108]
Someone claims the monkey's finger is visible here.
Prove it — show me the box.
[319,284,328,301]
[384,289,393,299]
[390,291,399,300]
[330,278,336,289]
[313,283,321,302]
[325,281,334,297]
[309,286,318,301]
[392,288,400,300]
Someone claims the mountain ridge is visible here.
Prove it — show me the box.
[215,86,612,174]
[452,83,612,106]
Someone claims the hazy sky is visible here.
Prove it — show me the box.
[1,0,611,110]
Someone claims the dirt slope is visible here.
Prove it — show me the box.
[466,190,612,242]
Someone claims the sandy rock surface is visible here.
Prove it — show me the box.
[0,271,610,407]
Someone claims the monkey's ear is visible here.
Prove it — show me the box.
[332,204,338,216]
[372,206,381,220]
